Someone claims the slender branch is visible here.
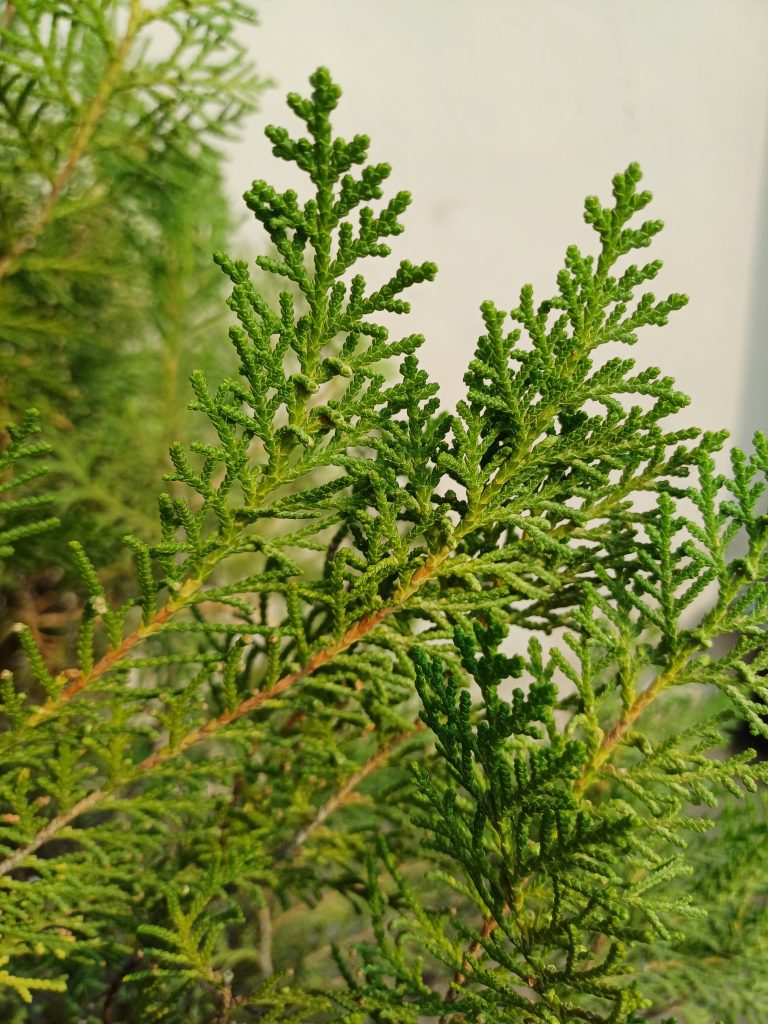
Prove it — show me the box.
[0,557,446,876]
[256,904,273,979]
[0,786,104,877]
[26,490,455,734]
[144,550,452,773]
[102,950,143,1023]
[439,915,498,1022]
[139,605,395,772]
[0,0,144,283]
[577,579,739,792]
[574,669,673,793]
[27,575,202,726]
[280,722,424,861]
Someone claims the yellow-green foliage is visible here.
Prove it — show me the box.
[1,62,767,1024]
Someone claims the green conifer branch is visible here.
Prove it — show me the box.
[0,72,718,864]
[2,66,767,1023]
[0,0,143,281]
[0,410,58,562]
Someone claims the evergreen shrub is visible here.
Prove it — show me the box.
[2,60,767,1024]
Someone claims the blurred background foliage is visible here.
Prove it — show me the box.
[0,0,269,664]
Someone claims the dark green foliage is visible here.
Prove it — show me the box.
[354,603,768,1022]
[0,65,766,1023]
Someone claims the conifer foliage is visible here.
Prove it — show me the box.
[0,0,266,565]
[1,66,767,1023]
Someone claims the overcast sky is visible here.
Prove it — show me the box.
[222,0,768,451]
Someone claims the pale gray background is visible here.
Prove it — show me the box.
[223,0,768,451]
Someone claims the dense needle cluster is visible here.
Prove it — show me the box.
[1,63,767,1024]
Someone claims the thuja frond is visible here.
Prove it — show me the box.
[636,793,768,1024]
[0,411,58,564]
[351,604,768,1022]
[1,66,766,1023]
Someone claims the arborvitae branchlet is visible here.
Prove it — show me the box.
[1,66,767,1023]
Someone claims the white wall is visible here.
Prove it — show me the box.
[224,0,768,451]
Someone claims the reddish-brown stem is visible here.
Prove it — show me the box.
[141,549,451,769]
[0,551,448,875]
[28,588,193,726]
[29,539,450,728]
[138,604,395,773]
[575,658,685,793]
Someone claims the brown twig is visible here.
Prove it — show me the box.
[256,904,273,979]
[102,950,143,1023]
[0,552,447,877]
[210,965,237,1024]
[0,787,105,877]
[575,655,690,793]
[280,722,425,861]
[26,575,202,726]
[138,605,395,773]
